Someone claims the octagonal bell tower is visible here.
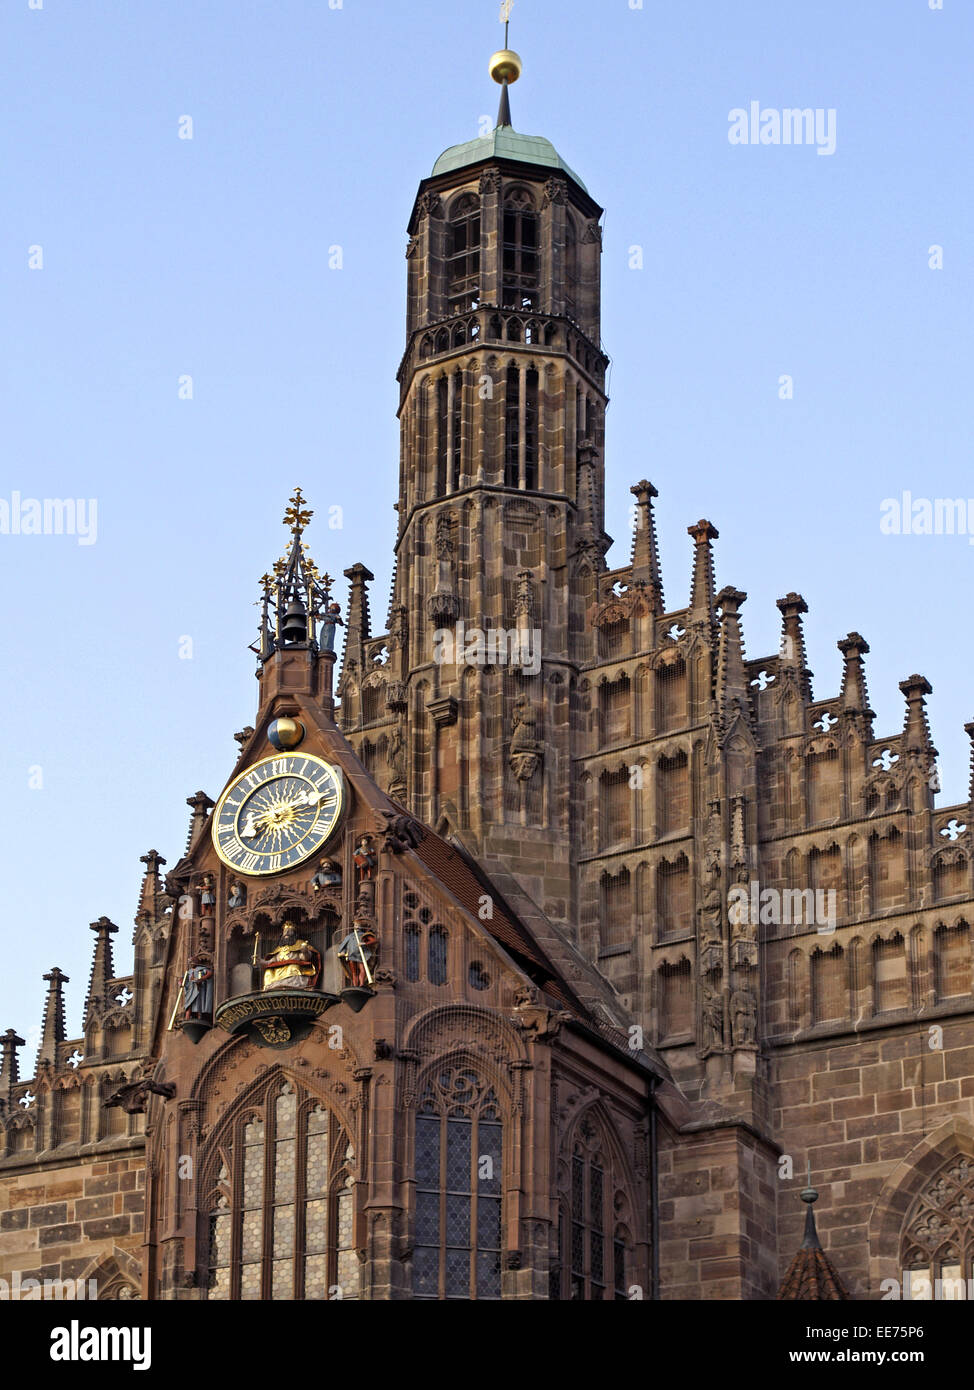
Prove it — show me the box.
[340,52,609,929]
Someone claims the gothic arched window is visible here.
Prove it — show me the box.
[451,368,464,491]
[435,375,449,495]
[502,191,539,309]
[504,364,520,488]
[204,1082,357,1301]
[447,194,481,314]
[902,1155,974,1299]
[565,213,579,320]
[412,1067,503,1300]
[552,1113,633,1301]
[524,367,539,489]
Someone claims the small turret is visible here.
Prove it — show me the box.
[687,520,719,622]
[37,966,69,1070]
[84,918,118,1029]
[630,480,664,613]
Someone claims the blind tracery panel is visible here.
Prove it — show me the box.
[412,1067,503,1300]
[205,1081,357,1301]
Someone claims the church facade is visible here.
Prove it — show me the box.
[2,54,974,1303]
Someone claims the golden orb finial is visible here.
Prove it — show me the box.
[489,48,522,86]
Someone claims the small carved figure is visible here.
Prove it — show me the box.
[319,602,344,653]
[200,874,216,918]
[336,924,378,989]
[731,989,757,1048]
[380,811,424,854]
[702,985,724,1051]
[311,858,342,892]
[509,694,543,782]
[354,835,378,880]
[227,880,247,911]
[259,922,321,992]
[182,954,214,1020]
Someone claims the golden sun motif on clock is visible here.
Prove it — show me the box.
[212,754,345,877]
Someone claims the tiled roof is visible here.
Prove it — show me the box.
[777,1196,851,1301]
[411,830,586,1018]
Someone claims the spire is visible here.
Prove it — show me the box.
[37,967,69,1070]
[254,489,336,663]
[837,632,874,736]
[137,849,167,922]
[630,481,664,612]
[776,592,813,702]
[900,674,936,755]
[777,1166,851,1300]
[84,918,118,1029]
[489,10,521,130]
[185,791,215,854]
[687,519,719,619]
[1,1029,25,1103]
[344,564,375,647]
[715,587,751,726]
[966,721,974,805]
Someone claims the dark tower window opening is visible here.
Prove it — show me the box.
[504,365,520,488]
[524,367,539,489]
[451,369,463,491]
[502,193,539,310]
[565,213,579,321]
[436,376,449,495]
[447,194,481,314]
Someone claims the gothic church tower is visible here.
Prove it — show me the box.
[339,51,608,930]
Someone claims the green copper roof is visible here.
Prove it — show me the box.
[432,127,588,194]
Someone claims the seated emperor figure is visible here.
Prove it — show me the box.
[259,922,320,992]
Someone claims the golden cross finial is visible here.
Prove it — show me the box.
[283,486,313,535]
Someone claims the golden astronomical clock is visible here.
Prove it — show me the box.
[212,754,345,877]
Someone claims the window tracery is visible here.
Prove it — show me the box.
[902,1155,974,1299]
[412,1067,503,1300]
[204,1080,357,1301]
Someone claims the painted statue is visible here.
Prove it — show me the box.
[258,923,321,992]
[182,954,214,1021]
[353,835,377,880]
[336,924,378,989]
[319,602,344,653]
[228,879,247,910]
[311,858,342,892]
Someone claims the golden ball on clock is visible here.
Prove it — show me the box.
[267,717,305,751]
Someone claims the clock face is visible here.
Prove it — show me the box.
[212,754,345,877]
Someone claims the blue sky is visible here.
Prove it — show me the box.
[1,0,970,1043]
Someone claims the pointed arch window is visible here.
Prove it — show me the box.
[902,1155,974,1299]
[504,365,520,488]
[204,1082,357,1301]
[412,1067,503,1300]
[502,192,539,309]
[524,366,539,489]
[451,368,464,491]
[552,1115,634,1301]
[447,194,481,313]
